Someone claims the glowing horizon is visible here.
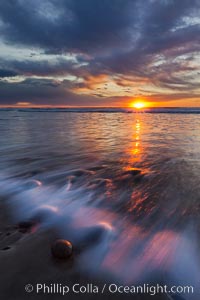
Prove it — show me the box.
[0,1,199,107]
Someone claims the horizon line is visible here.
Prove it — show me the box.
[1,106,200,109]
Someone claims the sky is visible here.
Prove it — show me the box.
[0,0,200,107]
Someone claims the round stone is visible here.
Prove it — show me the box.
[51,239,73,259]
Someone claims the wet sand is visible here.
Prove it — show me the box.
[1,110,199,299]
[0,198,170,300]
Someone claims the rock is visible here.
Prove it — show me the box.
[127,169,141,176]
[30,206,57,223]
[74,223,113,248]
[1,246,11,251]
[51,239,73,259]
[82,226,105,245]
[88,165,107,171]
[124,169,144,183]
[18,221,35,233]
[17,206,58,233]
[73,169,95,177]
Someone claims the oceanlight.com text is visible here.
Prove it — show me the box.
[25,282,194,296]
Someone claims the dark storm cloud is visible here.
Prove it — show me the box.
[0,79,63,103]
[0,68,18,78]
[0,0,135,54]
[0,78,106,106]
[0,76,133,107]
[0,57,80,77]
[0,0,200,104]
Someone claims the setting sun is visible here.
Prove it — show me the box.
[130,101,146,109]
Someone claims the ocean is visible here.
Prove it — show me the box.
[0,108,200,297]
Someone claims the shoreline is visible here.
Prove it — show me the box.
[0,197,169,300]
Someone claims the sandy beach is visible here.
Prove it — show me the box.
[0,109,200,300]
[0,197,170,300]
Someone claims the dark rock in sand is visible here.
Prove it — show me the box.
[51,239,73,259]
[124,169,144,183]
[73,169,95,177]
[82,226,104,244]
[1,246,11,251]
[88,165,107,171]
[127,169,141,176]
[31,207,56,223]
[18,221,35,233]
[74,223,113,249]
[17,206,58,233]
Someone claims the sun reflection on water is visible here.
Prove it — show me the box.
[123,117,143,172]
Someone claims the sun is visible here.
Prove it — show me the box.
[134,102,145,109]
[130,101,146,109]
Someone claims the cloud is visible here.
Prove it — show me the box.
[0,57,79,77]
[0,0,135,54]
[0,68,18,78]
[0,78,114,106]
[0,0,200,105]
